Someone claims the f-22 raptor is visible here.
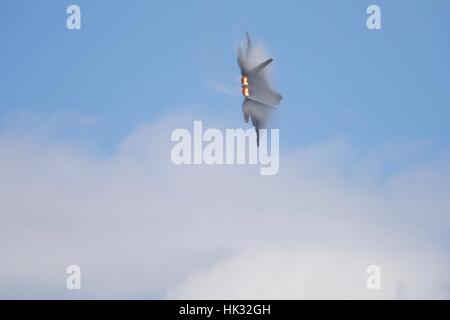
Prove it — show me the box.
[237,32,282,146]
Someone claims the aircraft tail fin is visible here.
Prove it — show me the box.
[246,31,251,50]
[237,47,246,74]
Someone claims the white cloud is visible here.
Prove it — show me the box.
[0,112,449,299]
[167,247,450,299]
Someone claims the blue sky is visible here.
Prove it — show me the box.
[1,0,450,153]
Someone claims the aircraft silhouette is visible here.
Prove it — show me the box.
[237,32,282,146]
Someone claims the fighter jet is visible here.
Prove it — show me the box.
[237,32,282,146]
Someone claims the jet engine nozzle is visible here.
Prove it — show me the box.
[241,76,249,86]
[242,86,250,97]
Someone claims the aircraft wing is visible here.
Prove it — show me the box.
[247,58,273,76]
[248,73,282,108]
[244,58,282,108]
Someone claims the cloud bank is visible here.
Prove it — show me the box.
[0,112,449,299]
